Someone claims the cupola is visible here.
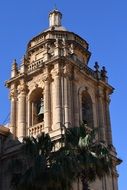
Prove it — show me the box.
[49,9,62,27]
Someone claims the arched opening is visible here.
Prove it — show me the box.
[81,91,93,128]
[29,88,44,126]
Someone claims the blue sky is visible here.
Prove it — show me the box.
[0,0,126,189]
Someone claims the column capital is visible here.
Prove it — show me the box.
[63,64,74,79]
[10,89,17,100]
[105,90,111,103]
[51,69,61,78]
[43,74,52,83]
[17,81,28,95]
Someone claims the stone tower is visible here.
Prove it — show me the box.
[6,9,120,189]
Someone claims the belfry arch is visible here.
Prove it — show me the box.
[28,88,44,135]
[79,89,94,128]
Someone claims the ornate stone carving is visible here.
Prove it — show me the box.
[70,43,74,54]
[44,43,50,53]
[17,81,28,94]
[28,75,45,91]
[54,38,61,48]
[51,64,62,78]
[10,90,17,100]
[63,64,73,79]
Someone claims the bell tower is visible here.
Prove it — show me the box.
[6,9,120,189]
[6,9,113,143]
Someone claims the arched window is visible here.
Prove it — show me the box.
[34,97,44,124]
[81,92,93,128]
[29,88,44,126]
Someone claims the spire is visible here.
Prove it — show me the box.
[12,59,17,68]
[11,59,18,78]
[20,55,27,74]
[49,8,62,27]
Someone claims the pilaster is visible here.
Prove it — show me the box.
[105,92,113,145]
[17,80,27,140]
[97,86,106,142]
[10,87,17,137]
[52,63,62,129]
[44,67,51,132]
[63,65,72,128]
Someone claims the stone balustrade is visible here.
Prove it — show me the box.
[28,59,44,73]
[29,122,44,136]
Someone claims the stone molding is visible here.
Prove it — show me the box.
[0,126,10,136]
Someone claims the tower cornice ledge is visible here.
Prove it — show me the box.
[27,30,89,51]
[5,73,27,88]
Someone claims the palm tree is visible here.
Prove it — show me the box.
[64,125,113,190]
[10,132,77,190]
[11,132,53,190]
[10,125,113,190]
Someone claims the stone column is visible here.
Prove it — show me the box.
[105,94,112,145]
[10,89,16,136]
[44,76,51,132]
[53,67,62,129]
[79,92,83,123]
[112,171,119,190]
[64,75,70,128]
[27,99,32,135]
[73,77,79,127]
[31,102,34,126]
[70,75,74,127]
[97,87,106,142]
[17,81,27,140]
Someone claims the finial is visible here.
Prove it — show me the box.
[20,55,27,74]
[102,66,107,73]
[12,59,17,69]
[94,61,100,80]
[54,3,57,10]
[101,66,107,82]
[94,61,99,71]
[22,55,26,64]
[12,59,17,65]
[101,66,107,76]
[11,59,18,77]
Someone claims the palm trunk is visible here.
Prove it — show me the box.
[81,171,90,190]
[81,178,89,190]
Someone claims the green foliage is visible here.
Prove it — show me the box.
[10,125,113,190]
[64,125,113,190]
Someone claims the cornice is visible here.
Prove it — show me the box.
[0,126,10,136]
[27,30,89,50]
